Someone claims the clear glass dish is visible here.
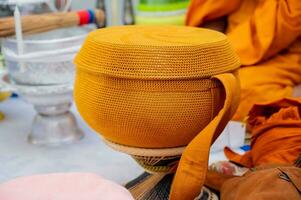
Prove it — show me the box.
[2,26,93,85]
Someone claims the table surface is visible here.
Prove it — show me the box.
[0,97,243,185]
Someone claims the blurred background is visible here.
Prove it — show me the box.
[0,0,190,26]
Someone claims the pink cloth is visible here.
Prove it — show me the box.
[0,173,134,200]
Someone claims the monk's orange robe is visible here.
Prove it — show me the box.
[224,98,301,168]
[186,0,301,121]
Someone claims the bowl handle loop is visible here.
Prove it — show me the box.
[170,72,240,200]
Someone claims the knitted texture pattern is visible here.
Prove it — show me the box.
[74,25,240,148]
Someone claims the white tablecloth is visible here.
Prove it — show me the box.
[0,97,244,184]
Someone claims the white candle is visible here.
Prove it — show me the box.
[111,0,119,26]
[14,5,25,72]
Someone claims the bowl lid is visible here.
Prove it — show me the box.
[75,25,240,79]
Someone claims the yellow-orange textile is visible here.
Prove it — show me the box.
[186,0,301,121]
[74,25,240,148]
[171,73,240,200]
[224,98,301,168]
[74,25,240,200]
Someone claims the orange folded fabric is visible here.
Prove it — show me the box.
[225,98,301,168]
[186,0,301,121]
[221,166,301,200]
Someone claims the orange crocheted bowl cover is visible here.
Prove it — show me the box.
[74,25,240,148]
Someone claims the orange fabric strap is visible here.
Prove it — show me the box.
[170,73,240,200]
